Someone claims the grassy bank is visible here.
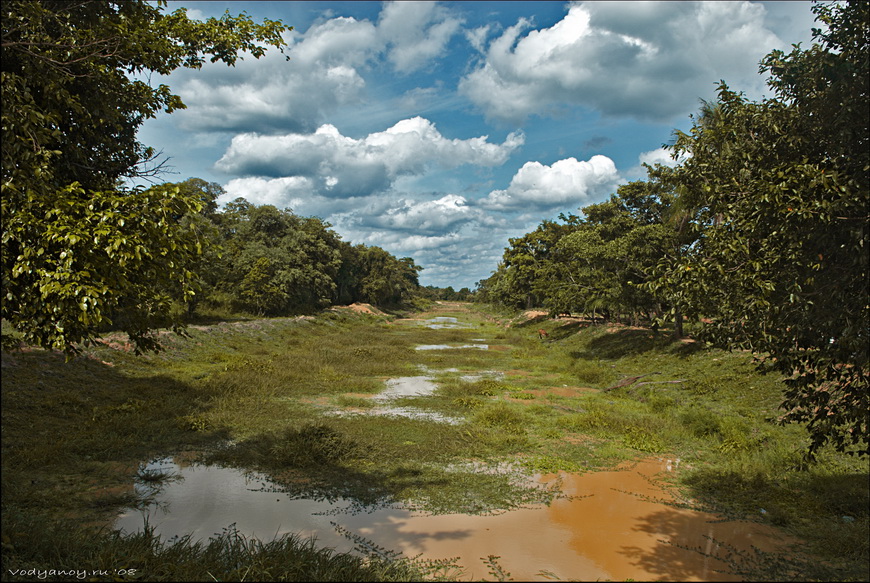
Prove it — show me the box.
[2,302,867,581]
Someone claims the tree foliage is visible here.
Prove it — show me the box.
[478,1,867,457]
[477,178,681,325]
[2,0,290,353]
[177,190,423,317]
[653,0,868,457]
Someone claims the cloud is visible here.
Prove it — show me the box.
[459,1,788,124]
[214,117,524,197]
[583,136,612,150]
[623,146,689,180]
[291,16,381,67]
[638,147,681,168]
[220,176,315,209]
[378,1,464,73]
[481,155,620,211]
[465,23,496,53]
[166,16,378,134]
[357,194,476,235]
[164,2,465,133]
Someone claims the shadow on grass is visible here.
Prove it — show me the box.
[203,420,475,512]
[572,328,705,359]
[1,348,227,513]
[184,313,255,326]
[550,321,590,340]
[675,466,870,581]
[513,314,550,329]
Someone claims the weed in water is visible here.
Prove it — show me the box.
[334,394,376,409]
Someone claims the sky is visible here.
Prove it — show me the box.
[135,1,820,289]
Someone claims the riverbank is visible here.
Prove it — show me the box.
[2,302,867,581]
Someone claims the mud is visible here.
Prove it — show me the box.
[115,458,791,581]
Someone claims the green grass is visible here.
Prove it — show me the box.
[2,511,451,582]
[2,302,868,581]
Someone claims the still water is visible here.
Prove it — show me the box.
[115,457,791,581]
[424,317,472,329]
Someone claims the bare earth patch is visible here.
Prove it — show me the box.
[522,310,549,320]
[541,386,600,397]
[331,302,384,315]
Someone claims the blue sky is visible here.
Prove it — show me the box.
[136,1,818,289]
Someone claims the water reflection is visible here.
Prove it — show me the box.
[424,317,472,329]
[375,376,438,399]
[115,457,792,581]
[415,344,489,350]
[329,374,463,424]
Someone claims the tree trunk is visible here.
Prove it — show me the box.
[674,305,684,338]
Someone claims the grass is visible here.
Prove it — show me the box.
[3,511,451,582]
[2,301,868,581]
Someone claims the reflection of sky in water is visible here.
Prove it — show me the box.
[329,374,463,424]
[415,343,488,350]
[117,459,372,548]
[357,406,462,424]
[424,317,472,329]
[375,376,438,399]
[114,458,784,582]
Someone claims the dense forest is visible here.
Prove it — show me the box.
[1,0,866,458]
[151,179,425,318]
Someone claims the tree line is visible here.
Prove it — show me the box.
[476,1,867,458]
[169,179,422,319]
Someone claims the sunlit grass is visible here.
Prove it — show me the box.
[2,301,868,581]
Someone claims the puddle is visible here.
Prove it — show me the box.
[356,406,462,424]
[424,316,472,329]
[116,459,365,545]
[375,376,439,399]
[329,374,463,424]
[415,344,489,350]
[459,371,503,382]
[115,457,792,581]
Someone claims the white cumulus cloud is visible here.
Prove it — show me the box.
[359,194,476,235]
[459,1,788,124]
[214,117,524,197]
[378,1,464,73]
[481,155,620,211]
[165,2,464,133]
[638,147,682,168]
[220,176,314,209]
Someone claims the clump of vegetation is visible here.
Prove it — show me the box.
[1,511,444,582]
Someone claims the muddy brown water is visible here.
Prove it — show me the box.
[115,317,793,580]
[115,456,791,581]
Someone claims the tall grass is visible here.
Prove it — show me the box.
[1,510,446,582]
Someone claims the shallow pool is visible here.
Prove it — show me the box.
[115,457,792,581]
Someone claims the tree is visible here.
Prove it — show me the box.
[490,219,579,310]
[2,1,290,353]
[210,204,343,316]
[543,179,680,325]
[656,1,868,457]
[358,247,422,306]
